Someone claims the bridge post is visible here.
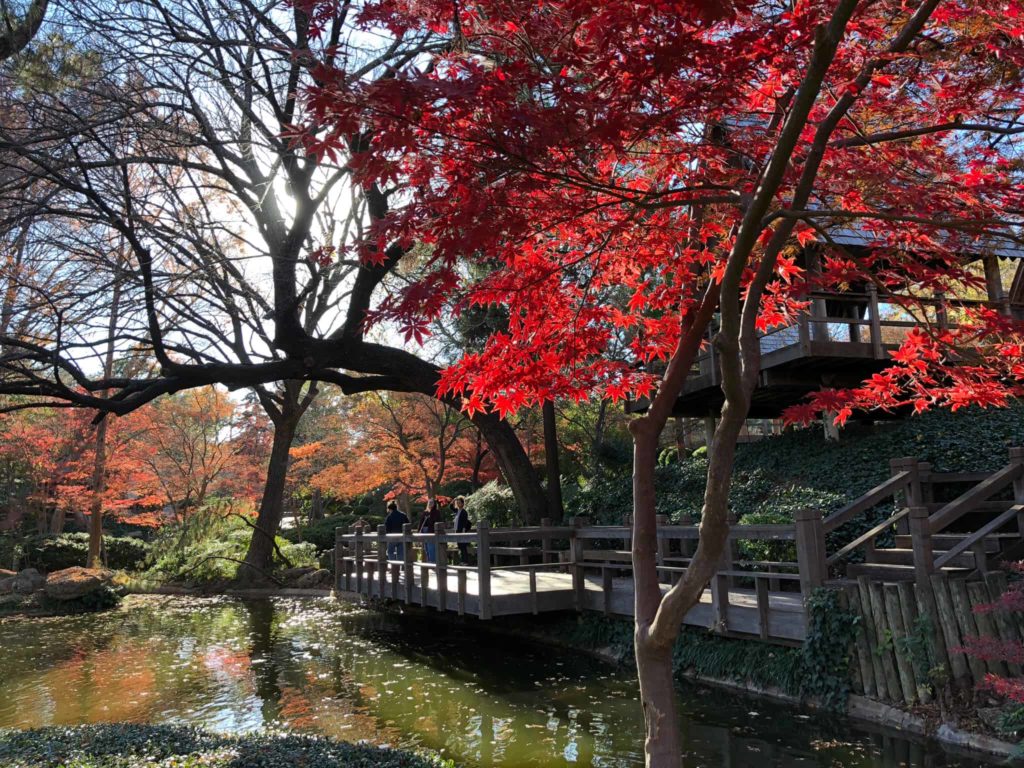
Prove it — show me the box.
[890,457,920,535]
[571,516,586,610]
[867,283,884,358]
[656,514,669,584]
[1009,447,1024,538]
[540,517,553,564]
[402,523,414,605]
[354,523,364,596]
[794,508,827,600]
[336,525,349,592]
[678,513,694,561]
[477,520,492,619]
[377,524,387,599]
[907,506,934,586]
[435,522,448,612]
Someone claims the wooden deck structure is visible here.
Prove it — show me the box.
[336,446,1024,648]
[635,286,1024,418]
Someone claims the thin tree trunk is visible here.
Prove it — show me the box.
[592,399,609,473]
[470,430,488,488]
[86,415,110,567]
[87,273,121,569]
[542,400,563,521]
[240,411,299,582]
[631,421,682,766]
[672,417,687,461]
[635,635,681,766]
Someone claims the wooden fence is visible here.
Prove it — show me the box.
[335,514,826,642]
[844,572,1023,706]
[334,446,1024,658]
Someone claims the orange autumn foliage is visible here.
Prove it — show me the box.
[290,392,495,501]
[0,387,268,531]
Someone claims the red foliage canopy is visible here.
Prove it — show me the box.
[298,0,1024,423]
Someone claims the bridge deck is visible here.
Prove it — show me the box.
[342,567,806,643]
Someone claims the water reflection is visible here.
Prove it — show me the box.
[0,596,994,767]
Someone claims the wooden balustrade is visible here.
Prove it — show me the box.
[332,450,1024,647]
[335,512,820,644]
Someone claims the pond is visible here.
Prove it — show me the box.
[0,596,999,767]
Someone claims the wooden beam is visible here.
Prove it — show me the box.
[403,523,414,605]
[477,520,492,620]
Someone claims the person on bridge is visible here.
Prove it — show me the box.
[418,498,443,563]
[384,501,409,561]
[452,496,472,564]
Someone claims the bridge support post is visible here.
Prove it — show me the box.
[1011,448,1024,538]
[402,523,414,605]
[540,517,553,563]
[867,283,884,358]
[335,525,348,593]
[477,520,492,619]
[435,522,448,612]
[679,513,694,561]
[571,516,586,610]
[377,524,387,600]
[794,508,826,601]
[889,457,921,535]
[354,523,364,596]
[907,505,934,587]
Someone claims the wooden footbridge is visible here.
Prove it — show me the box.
[335,446,1024,649]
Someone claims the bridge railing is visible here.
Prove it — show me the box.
[335,520,574,618]
[823,447,1024,582]
[334,511,827,636]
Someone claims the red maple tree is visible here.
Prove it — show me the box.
[296,1,1024,763]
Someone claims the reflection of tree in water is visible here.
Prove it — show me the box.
[0,598,974,768]
[242,598,282,724]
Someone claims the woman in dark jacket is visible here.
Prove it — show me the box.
[384,501,410,561]
[418,499,443,563]
[452,496,472,563]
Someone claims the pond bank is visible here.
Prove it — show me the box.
[0,723,450,768]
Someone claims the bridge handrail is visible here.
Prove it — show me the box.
[826,507,909,567]
[823,471,910,534]
[933,505,1024,569]
[928,459,1024,535]
[574,524,797,541]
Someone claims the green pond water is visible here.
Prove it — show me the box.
[0,595,1001,767]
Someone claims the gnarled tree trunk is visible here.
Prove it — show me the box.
[471,410,546,524]
[542,399,563,521]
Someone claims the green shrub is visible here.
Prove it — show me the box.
[465,480,520,527]
[658,446,679,466]
[281,512,366,552]
[10,533,151,572]
[0,724,452,768]
[141,506,317,585]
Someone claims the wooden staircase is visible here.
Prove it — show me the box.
[825,449,1024,585]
